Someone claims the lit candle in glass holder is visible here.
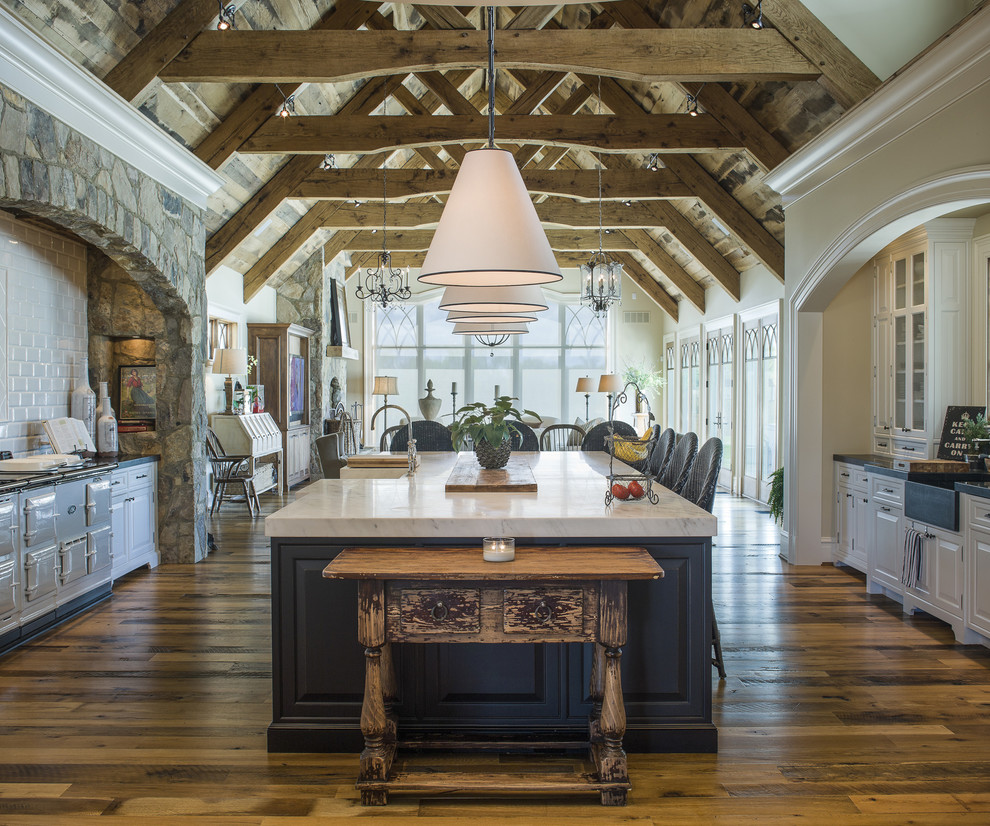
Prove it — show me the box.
[483,536,515,562]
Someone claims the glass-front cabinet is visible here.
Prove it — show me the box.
[872,220,975,460]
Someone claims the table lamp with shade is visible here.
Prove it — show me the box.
[214,348,248,415]
[598,373,624,419]
[575,376,594,420]
[372,376,399,438]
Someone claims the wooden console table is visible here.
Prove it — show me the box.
[323,545,663,806]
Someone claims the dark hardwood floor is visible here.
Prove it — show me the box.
[1,485,989,823]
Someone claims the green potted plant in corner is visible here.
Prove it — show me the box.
[451,396,539,470]
[767,466,784,526]
[961,413,990,468]
[622,360,665,413]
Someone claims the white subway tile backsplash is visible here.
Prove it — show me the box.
[0,211,87,455]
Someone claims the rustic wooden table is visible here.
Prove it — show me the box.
[323,545,663,806]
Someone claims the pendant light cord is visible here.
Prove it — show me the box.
[597,75,604,254]
[487,6,495,149]
[382,77,389,255]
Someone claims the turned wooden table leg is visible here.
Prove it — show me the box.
[588,641,605,761]
[596,580,629,806]
[381,641,398,744]
[358,580,394,806]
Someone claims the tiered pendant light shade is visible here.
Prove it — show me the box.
[451,321,529,336]
[419,149,562,287]
[439,283,548,314]
[445,309,539,324]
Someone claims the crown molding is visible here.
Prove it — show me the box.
[764,5,990,207]
[0,7,223,209]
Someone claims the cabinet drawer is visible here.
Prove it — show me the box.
[891,436,926,458]
[502,587,584,635]
[397,588,480,635]
[871,477,904,506]
[968,498,990,533]
[128,467,155,489]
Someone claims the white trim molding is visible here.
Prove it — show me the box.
[0,7,224,209]
[764,4,990,206]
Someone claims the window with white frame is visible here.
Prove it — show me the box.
[373,294,607,424]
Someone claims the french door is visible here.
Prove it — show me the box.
[741,309,780,503]
[705,323,734,489]
[679,336,701,435]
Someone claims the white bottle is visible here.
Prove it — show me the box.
[70,355,97,441]
[96,381,118,456]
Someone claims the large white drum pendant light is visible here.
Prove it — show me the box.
[418,148,562,287]
[417,6,561,289]
[445,308,540,324]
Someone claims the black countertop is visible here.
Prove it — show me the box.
[955,481,990,500]
[833,453,897,470]
[834,453,990,486]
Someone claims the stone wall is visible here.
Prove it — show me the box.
[275,248,348,479]
[0,84,208,563]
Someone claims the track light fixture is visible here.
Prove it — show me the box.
[686,94,699,117]
[275,86,295,118]
[646,153,660,172]
[216,0,237,30]
[742,1,764,29]
[319,153,337,171]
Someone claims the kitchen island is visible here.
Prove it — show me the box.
[266,451,718,753]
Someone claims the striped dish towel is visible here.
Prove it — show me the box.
[901,527,923,588]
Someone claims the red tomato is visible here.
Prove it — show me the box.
[628,480,645,499]
[611,483,630,500]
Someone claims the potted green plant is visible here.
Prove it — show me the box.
[961,413,990,467]
[451,396,539,470]
[622,360,665,413]
[767,466,784,526]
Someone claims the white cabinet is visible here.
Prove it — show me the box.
[871,220,974,458]
[869,502,904,596]
[286,426,311,488]
[833,462,868,573]
[966,526,990,640]
[110,463,158,581]
[903,521,965,640]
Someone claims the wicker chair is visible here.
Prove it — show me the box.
[679,437,726,681]
[580,420,638,453]
[658,431,698,494]
[206,427,260,516]
[379,424,404,452]
[644,428,676,481]
[389,420,455,452]
[539,423,585,451]
[509,420,540,451]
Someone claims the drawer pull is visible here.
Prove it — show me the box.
[840,472,850,477]
[136,474,148,479]
[903,447,916,451]
[877,442,888,447]
[533,600,553,624]
[429,601,448,621]
[882,488,894,494]
[881,506,891,512]
[984,513,990,519]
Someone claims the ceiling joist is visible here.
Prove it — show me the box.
[160,29,821,85]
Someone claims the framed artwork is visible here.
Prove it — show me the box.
[289,354,306,423]
[329,280,351,348]
[119,364,157,423]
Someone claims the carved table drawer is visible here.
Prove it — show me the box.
[502,587,585,634]
[394,587,480,636]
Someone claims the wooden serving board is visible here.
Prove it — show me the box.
[908,459,970,473]
[445,454,538,492]
[347,453,409,468]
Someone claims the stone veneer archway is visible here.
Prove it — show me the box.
[0,84,208,563]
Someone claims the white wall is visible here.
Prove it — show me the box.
[204,265,277,414]
[0,210,87,456]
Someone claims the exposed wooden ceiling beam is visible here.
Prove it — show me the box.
[343,249,598,278]
[607,1,789,171]
[337,229,639,253]
[160,29,821,85]
[102,0,218,102]
[192,0,380,169]
[619,229,705,313]
[291,167,689,200]
[762,0,881,110]
[612,253,679,322]
[239,113,740,155]
[317,201,675,230]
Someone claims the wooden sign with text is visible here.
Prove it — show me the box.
[936,406,987,460]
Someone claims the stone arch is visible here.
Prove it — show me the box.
[0,86,208,563]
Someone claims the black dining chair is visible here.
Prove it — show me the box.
[539,423,585,451]
[657,431,698,494]
[509,420,540,451]
[390,420,455,452]
[680,437,726,681]
[645,428,676,481]
[580,420,638,453]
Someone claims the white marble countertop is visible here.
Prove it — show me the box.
[266,452,717,539]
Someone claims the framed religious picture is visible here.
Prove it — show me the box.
[328,280,351,348]
[119,364,157,425]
